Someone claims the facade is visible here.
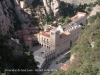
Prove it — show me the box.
[63,22,81,43]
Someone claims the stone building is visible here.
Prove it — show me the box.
[63,22,81,43]
[33,22,82,69]
[71,12,87,25]
[14,26,39,48]
[37,22,81,55]
[37,25,70,57]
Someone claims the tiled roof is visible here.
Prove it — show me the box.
[71,12,86,20]
[40,31,50,38]
[64,31,70,35]
[77,12,86,15]
[61,64,67,70]
[71,15,78,20]
[39,31,70,38]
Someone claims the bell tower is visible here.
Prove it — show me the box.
[50,29,60,57]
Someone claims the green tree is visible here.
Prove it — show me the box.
[64,16,71,24]
[65,69,79,75]
[58,16,64,23]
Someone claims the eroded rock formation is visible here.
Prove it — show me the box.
[0,0,14,35]
[43,0,60,17]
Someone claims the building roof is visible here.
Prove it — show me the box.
[73,15,87,24]
[61,64,67,70]
[39,25,70,39]
[71,12,86,20]
[63,22,78,30]
[71,15,78,20]
[44,25,56,32]
[77,12,86,15]
[63,31,70,35]
[39,31,50,38]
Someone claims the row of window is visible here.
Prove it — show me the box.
[70,31,80,38]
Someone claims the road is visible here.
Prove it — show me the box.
[48,50,70,70]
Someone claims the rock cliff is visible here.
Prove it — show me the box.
[0,0,24,35]
[60,0,97,5]
[0,0,35,35]
[43,0,60,17]
[0,0,14,35]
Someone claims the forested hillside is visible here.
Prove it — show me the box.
[44,12,100,75]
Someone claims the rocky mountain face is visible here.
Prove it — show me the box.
[0,0,14,35]
[43,0,60,17]
[0,0,35,35]
[60,0,97,5]
[0,0,61,35]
